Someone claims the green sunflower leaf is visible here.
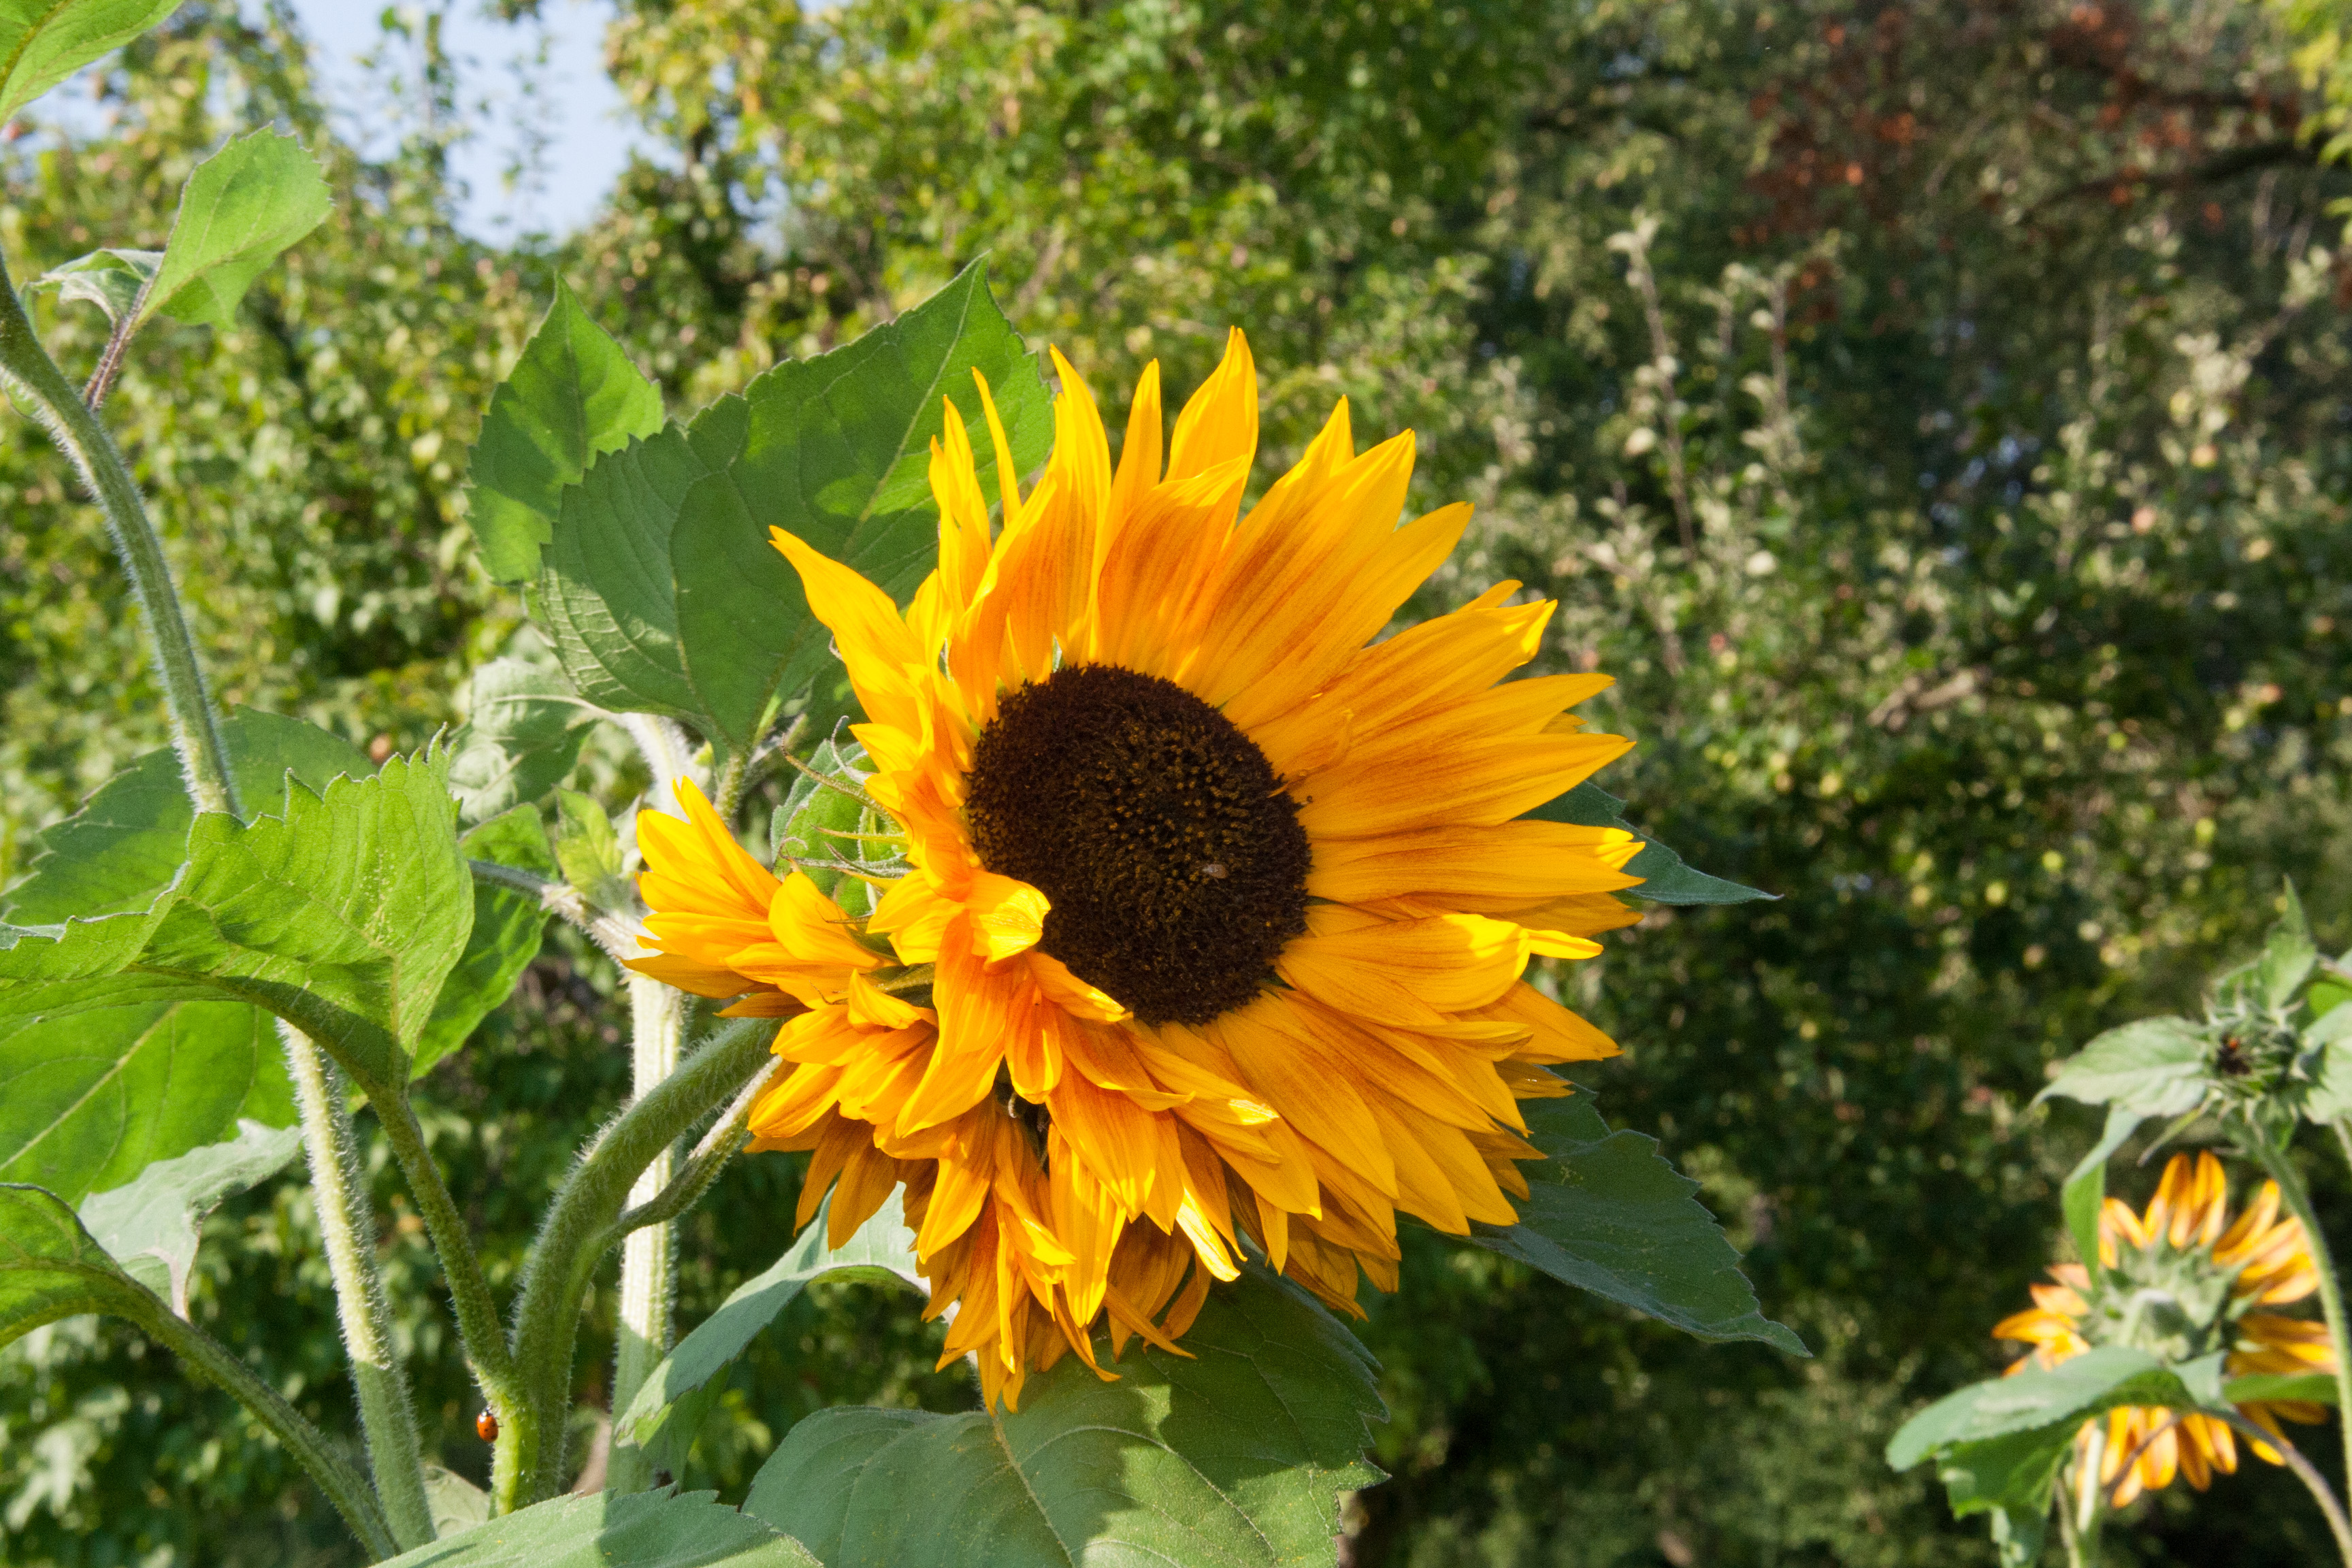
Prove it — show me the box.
[743,1265,1384,1568]
[373,1488,817,1568]
[466,278,666,585]
[139,129,331,330]
[617,1191,923,1477]
[0,0,184,123]
[553,790,632,914]
[1528,781,1771,904]
[0,750,472,1098]
[27,247,161,325]
[1886,1346,2190,1471]
[0,1181,157,1352]
[2037,1017,2210,1117]
[74,1117,301,1315]
[1468,1092,1806,1354]
[537,257,1051,755]
[2060,1107,2143,1273]
[446,656,600,826]
[409,806,557,1081]
[2224,1371,2340,1405]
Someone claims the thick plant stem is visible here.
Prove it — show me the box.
[125,1291,397,1560]
[606,974,684,1494]
[0,252,239,818]
[2251,1132,2352,1519]
[372,1090,525,1443]
[282,1027,436,1552]
[500,1016,773,1512]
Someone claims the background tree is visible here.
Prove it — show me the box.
[4,1,2351,1563]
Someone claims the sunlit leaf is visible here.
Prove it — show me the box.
[617,1192,922,1476]
[0,751,472,1096]
[1469,1092,1805,1354]
[0,0,184,123]
[140,129,331,329]
[539,257,1051,753]
[464,279,664,584]
[745,1266,1383,1568]
[2038,1017,2209,1117]
[74,1117,300,1314]
[410,806,555,1081]
[1886,1346,2190,1470]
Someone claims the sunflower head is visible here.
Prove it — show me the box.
[1993,1150,2332,1508]
[629,331,1648,1406]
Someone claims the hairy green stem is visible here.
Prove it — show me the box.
[2251,1130,2352,1520]
[606,975,685,1494]
[282,1027,435,1550]
[500,1016,772,1511]
[372,1089,525,1448]
[2207,1406,2352,1567]
[125,1290,397,1559]
[0,252,239,818]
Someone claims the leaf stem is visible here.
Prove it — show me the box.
[282,1026,435,1550]
[500,1015,773,1510]
[124,1290,398,1560]
[607,974,685,1494]
[372,1085,525,1453]
[2249,1129,2352,1520]
[0,250,239,818]
[468,857,640,961]
[2207,1407,2352,1567]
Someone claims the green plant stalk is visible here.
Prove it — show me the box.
[281,1027,435,1552]
[2251,1130,2352,1519]
[606,973,684,1494]
[2206,1405,2352,1567]
[500,1016,772,1511]
[122,1289,398,1560]
[0,253,240,819]
[372,1087,525,1450]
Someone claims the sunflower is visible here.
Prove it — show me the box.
[630,331,1645,1406]
[1994,1150,2332,1510]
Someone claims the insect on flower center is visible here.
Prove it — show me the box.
[963,663,1312,1027]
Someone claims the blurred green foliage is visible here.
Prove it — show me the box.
[5,1,2352,1564]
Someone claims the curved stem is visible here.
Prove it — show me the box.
[125,1292,397,1560]
[2206,1407,2352,1567]
[607,975,685,1495]
[468,858,641,962]
[283,1028,435,1551]
[499,1015,772,1512]
[372,1089,525,1440]
[0,252,238,818]
[2249,1130,2352,1516]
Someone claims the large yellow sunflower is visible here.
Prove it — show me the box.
[630,331,1646,1407]
[1994,1150,2332,1510]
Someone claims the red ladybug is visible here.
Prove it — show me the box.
[477,1409,500,1442]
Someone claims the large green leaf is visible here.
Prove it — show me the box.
[617,1192,924,1475]
[0,1182,155,1352]
[140,129,331,329]
[3,708,373,926]
[2038,1017,2210,1117]
[75,1117,300,1314]
[465,280,665,584]
[1886,1346,2190,1470]
[0,999,288,1207]
[375,1488,817,1568]
[410,806,556,1080]
[1468,1093,1806,1354]
[538,258,1052,753]
[0,0,182,122]
[446,656,600,826]
[0,751,472,1096]
[1529,781,1772,904]
[744,1266,1384,1568]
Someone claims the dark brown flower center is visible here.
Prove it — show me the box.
[963,663,1311,1026]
